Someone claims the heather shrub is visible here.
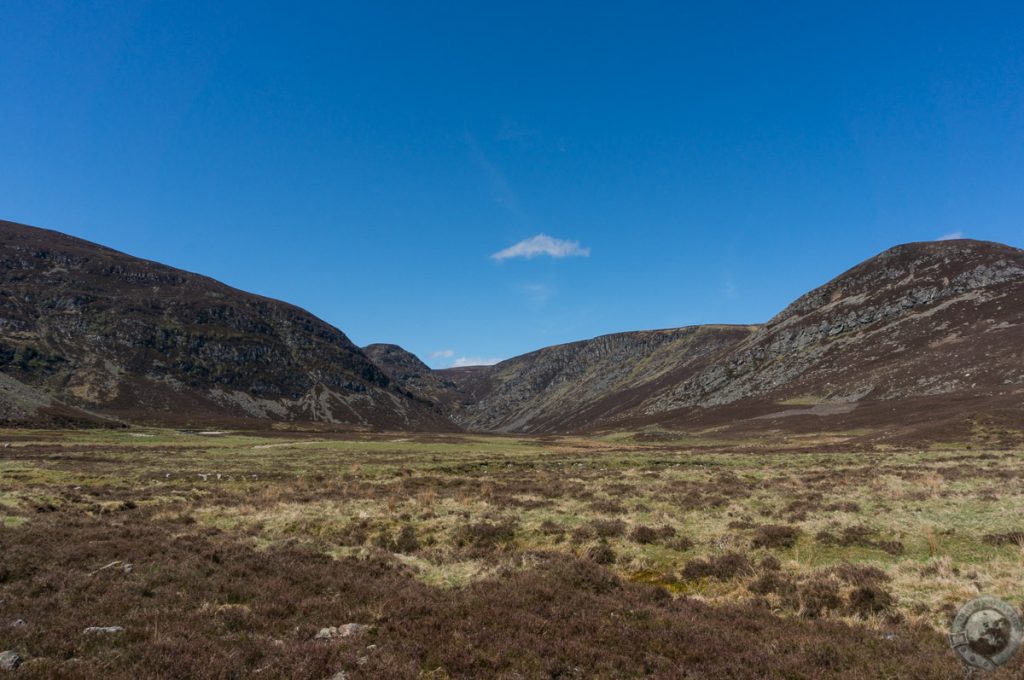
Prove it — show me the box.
[539,519,563,535]
[983,530,1024,545]
[828,563,890,586]
[455,520,517,554]
[799,576,841,618]
[667,536,695,552]
[751,524,800,549]
[570,524,597,543]
[585,540,617,565]
[589,498,625,514]
[816,525,903,554]
[591,519,626,538]
[681,552,753,581]
[847,584,896,618]
[629,524,675,544]
[394,525,419,553]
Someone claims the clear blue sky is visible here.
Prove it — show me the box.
[2,2,1022,367]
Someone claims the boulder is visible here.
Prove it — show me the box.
[314,623,369,640]
[0,651,21,671]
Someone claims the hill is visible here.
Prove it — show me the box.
[636,239,1024,440]
[432,239,1024,441]
[439,326,757,433]
[0,219,453,430]
[362,343,468,408]
[4,219,1022,441]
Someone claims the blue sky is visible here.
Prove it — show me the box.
[2,2,1022,367]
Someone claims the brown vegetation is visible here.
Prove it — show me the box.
[1,428,1022,678]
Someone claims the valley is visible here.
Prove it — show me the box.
[2,220,1024,677]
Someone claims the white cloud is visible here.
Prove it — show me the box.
[451,356,502,367]
[429,349,455,359]
[936,231,964,241]
[491,234,590,261]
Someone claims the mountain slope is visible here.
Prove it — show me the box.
[363,343,468,409]
[0,372,119,428]
[0,219,453,429]
[440,326,758,433]
[639,239,1024,434]
[3,220,1022,439]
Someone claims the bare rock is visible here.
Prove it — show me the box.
[83,626,124,635]
[314,623,369,640]
[0,651,22,671]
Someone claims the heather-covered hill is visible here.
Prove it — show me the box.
[0,220,452,430]
[638,239,1024,439]
[3,218,1023,440]
[363,343,468,408]
[440,326,757,433]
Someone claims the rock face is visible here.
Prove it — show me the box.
[0,220,452,430]
[640,240,1024,428]
[0,650,21,671]
[439,326,757,433]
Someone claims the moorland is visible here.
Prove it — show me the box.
[2,427,1023,678]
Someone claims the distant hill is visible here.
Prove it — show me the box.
[437,326,757,433]
[0,219,452,430]
[430,239,1024,440]
[362,343,468,408]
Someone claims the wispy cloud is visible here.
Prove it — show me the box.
[521,282,554,305]
[464,132,523,217]
[492,234,591,261]
[451,356,502,367]
[936,231,964,241]
[429,349,455,359]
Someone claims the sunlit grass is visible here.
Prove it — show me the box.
[2,427,1022,631]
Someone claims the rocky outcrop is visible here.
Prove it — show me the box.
[0,650,22,671]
